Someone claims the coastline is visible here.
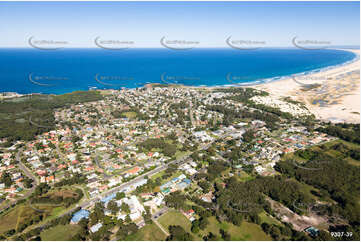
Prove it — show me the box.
[1,48,359,124]
[252,49,360,124]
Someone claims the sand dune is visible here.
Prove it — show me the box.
[254,49,360,123]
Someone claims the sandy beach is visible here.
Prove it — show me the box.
[254,49,360,123]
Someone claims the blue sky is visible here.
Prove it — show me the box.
[0,1,359,48]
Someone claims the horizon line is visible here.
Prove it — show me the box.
[0,45,360,49]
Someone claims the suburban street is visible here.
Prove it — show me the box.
[8,128,229,240]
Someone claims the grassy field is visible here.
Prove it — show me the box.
[259,211,283,226]
[156,210,270,241]
[122,111,137,119]
[283,139,360,167]
[0,204,54,234]
[125,223,167,241]
[230,221,271,241]
[174,150,191,159]
[152,170,183,185]
[237,170,255,182]
[40,224,80,241]
[158,210,191,233]
[157,210,202,240]
[46,206,67,220]
[197,216,272,241]
[150,170,165,180]
[0,203,66,236]
[0,207,20,234]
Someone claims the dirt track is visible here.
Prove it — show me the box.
[266,197,329,231]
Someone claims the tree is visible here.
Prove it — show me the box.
[198,180,211,193]
[167,225,192,241]
[116,192,125,200]
[23,177,33,188]
[107,201,119,215]
[164,191,186,209]
[34,183,50,196]
[191,221,199,233]
[120,203,130,213]
[59,214,72,225]
[220,229,231,241]
[125,215,131,224]
[0,172,13,187]
[203,232,218,241]
[143,206,152,224]
[116,222,138,240]
[90,202,105,224]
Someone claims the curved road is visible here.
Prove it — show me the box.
[11,131,230,237]
[0,149,39,212]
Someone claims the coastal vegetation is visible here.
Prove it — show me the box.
[0,86,359,241]
[275,141,360,240]
[138,138,178,157]
[0,91,103,144]
[316,123,360,144]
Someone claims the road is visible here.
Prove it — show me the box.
[151,207,170,236]
[79,155,189,209]
[152,206,168,220]
[78,131,222,210]
[0,149,40,213]
[16,148,39,185]
[12,131,229,237]
[12,154,190,237]
[94,155,112,179]
[0,149,40,211]
[189,101,195,127]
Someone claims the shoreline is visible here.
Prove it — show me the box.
[202,48,359,88]
[1,48,357,94]
[1,49,359,124]
[252,49,360,124]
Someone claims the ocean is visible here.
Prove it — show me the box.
[0,48,357,94]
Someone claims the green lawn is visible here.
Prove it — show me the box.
[157,211,270,241]
[40,224,80,241]
[230,221,272,241]
[197,216,272,241]
[197,216,222,238]
[151,170,165,180]
[259,211,283,226]
[125,223,167,241]
[237,170,255,182]
[158,210,191,233]
[122,111,137,119]
[157,210,201,240]
[152,170,183,185]
[48,206,66,219]
[174,150,191,159]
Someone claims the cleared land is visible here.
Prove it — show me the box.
[0,203,65,236]
[157,211,271,241]
[198,216,271,241]
[125,223,167,241]
[40,224,80,241]
[158,210,192,233]
[259,211,283,226]
[0,207,20,234]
